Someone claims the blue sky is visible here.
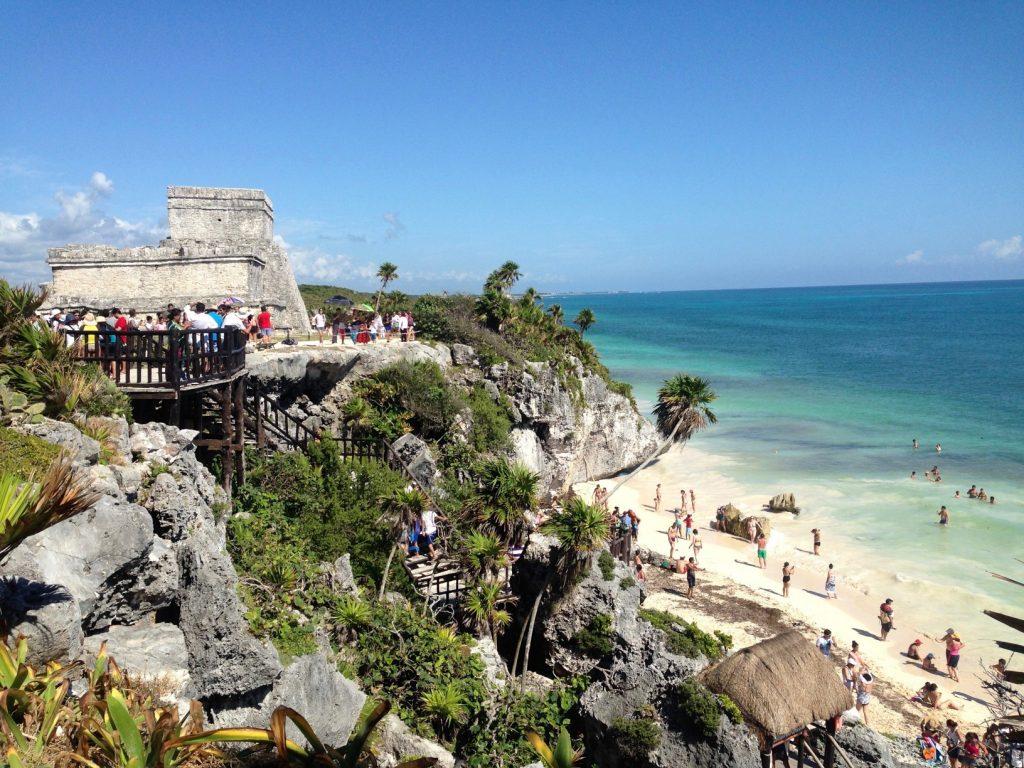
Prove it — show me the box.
[2,2,1021,293]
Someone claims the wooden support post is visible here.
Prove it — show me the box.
[233,377,246,488]
[219,386,234,496]
[761,750,772,768]
[823,719,837,768]
[797,733,806,767]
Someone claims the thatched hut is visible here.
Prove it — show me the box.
[702,630,852,767]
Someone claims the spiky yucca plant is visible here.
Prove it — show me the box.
[0,454,99,564]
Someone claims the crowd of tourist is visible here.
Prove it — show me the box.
[309,307,416,345]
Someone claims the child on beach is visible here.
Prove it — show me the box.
[816,629,834,657]
[922,653,939,673]
[825,564,837,599]
[756,532,767,569]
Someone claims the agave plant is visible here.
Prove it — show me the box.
[526,727,585,768]
[0,454,100,564]
[421,682,468,731]
[0,677,71,768]
[330,594,372,642]
[170,701,436,767]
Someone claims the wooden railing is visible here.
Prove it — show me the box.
[609,532,633,564]
[65,328,246,390]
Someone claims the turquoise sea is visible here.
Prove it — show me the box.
[553,281,1024,647]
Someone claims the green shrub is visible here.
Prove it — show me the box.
[354,360,464,441]
[609,716,661,758]
[572,613,614,657]
[598,550,615,581]
[718,692,743,724]
[466,384,512,453]
[675,680,725,739]
[0,427,58,479]
[638,609,732,660]
[619,576,636,590]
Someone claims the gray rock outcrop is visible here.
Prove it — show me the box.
[176,522,281,698]
[19,417,100,464]
[82,622,190,701]
[374,713,456,768]
[0,577,83,665]
[85,536,179,632]
[391,433,440,488]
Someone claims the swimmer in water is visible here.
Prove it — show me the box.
[913,438,919,449]
[938,506,950,525]
[911,471,917,479]
[936,443,942,453]
[953,490,960,499]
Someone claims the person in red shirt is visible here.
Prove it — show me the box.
[256,305,273,345]
[111,307,130,378]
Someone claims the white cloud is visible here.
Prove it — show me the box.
[898,249,925,265]
[977,235,1022,261]
[0,172,163,282]
[383,211,405,241]
[285,243,378,285]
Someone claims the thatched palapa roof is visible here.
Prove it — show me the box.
[701,630,852,745]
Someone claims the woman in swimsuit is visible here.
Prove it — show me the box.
[944,634,965,682]
[689,530,703,564]
[782,561,795,597]
[680,489,688,513]
[667,525,678,559]
[689,488,696,513]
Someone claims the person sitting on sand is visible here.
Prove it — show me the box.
[782,561,795,597]
[667,524,678,559]
[917,682,961,710]
[689,529,703,563]
[879,598,895,640]
[825,564,838,599]
[811,528,821,555]
[907,638,924,660]
[922,653,940,672]
[756,532,768,569]
[938,506,950,526]
[816,629,834,658]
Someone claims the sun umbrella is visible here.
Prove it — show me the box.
[354,303,375,312]
[220,297,244,306]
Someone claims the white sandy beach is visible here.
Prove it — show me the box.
[575,443,1000,735]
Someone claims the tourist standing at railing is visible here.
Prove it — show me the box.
[220,304,245,332]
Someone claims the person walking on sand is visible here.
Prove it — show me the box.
[938,506,950,526]
[684,557,702,598]
[654,483,661,514]
[690,488,696,514]
[825,563,838,599]
[879,598,895,640]
[667,524,678,559]
[756,532,768,569]
[856,672,874,725]
[680,489,688,513]
[782,561,795,597]
[811,528,821,555]
[689,529,703,564]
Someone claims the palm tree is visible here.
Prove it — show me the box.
[465,580,512,641]
[493,261,522,292]
[462,530,507,582]
[519,287,540,308]
[547,304,564,326]
[472,459,539,547]
[605,374,717,502]
[376,487,428,598]
[373,262,399,312]
[573,308,596,335]
[475,289,512,333]
[513,497,609,687]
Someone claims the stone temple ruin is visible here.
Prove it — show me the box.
[45,186,310,331]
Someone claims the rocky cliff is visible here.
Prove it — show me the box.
[246,341,658,494]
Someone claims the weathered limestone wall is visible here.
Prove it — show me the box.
[168,186,274,242]
[45,186,310,331]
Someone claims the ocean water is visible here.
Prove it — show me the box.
[552,281,1024,649]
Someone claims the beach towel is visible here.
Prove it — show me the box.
[916,736,944,766]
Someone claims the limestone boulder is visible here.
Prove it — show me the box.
[830,723,898,768]
[450,343,477,367]
[0,577,82,665]
[509,428,545,476]
[17,417,99,464]
[85,536,179,632]
[374,713,455,768]
[144,470,215,541]
[176,522,281,698]
[327,553,359,596]
[129,422,200,466]
[767,492,799,513]
[391,433,440,489]
[82,623,190,701]
[3,495,153,616]
[718,504,771,540]
[470,636,508,689]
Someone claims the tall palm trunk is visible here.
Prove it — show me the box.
[517,573,552,690]
[604,418,684,503]
[378,542,400,599]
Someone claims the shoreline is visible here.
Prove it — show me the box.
[576,442,1001,735]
